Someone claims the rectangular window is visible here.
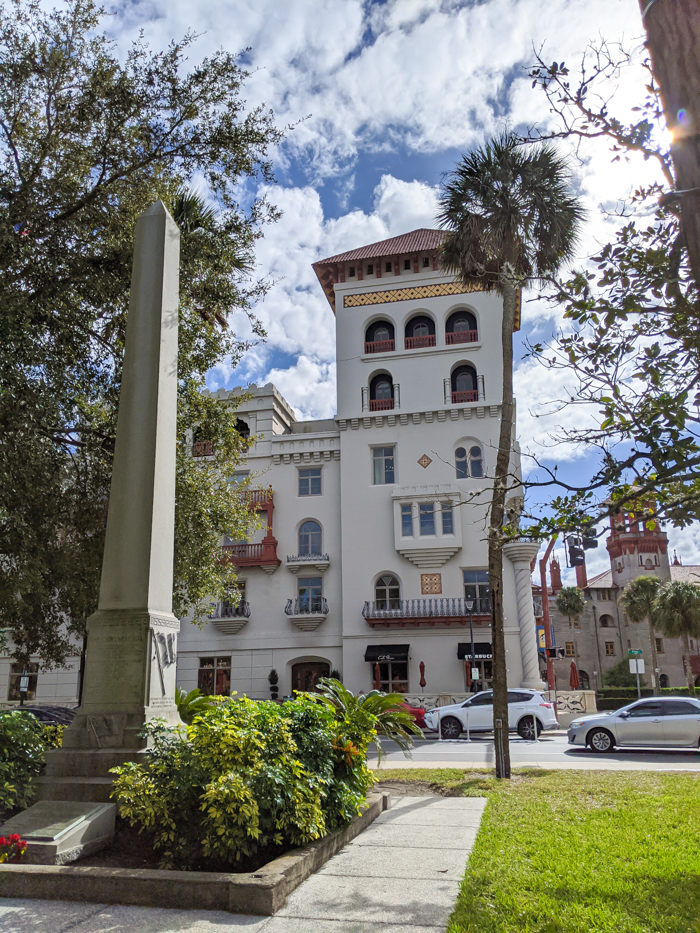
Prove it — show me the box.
[349,266,355,276]
[298,467,322,496]
[8,662,39,701]
[229,471,249,486]
[375,661,408,693]
[367,263,374,274]
[441,503,454,535]
[423,256,429,267]
[655,638,664,654]
[372,446,395,485]
[627,639,632,649]
[419,503,435,536]
[404,258,411,270]
[298,577,323,612]
[605,642,616,656]
[385,261,392,273]
[463,570,491,613]
[565,642,575,657]
[198,657,231,696]
[401,504,413,536]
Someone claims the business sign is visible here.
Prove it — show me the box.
[537,626,546,649]
[629,659,646,674]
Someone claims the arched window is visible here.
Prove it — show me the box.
[298,521,322,556]
[660,673,670,688]
[365,320,395,353]
[599,614,614,628]
[235,419,250,439]
[455,445,484,478]
[451,365,478,403]
[404,315,436,349]
[578,670,590,690]
[369,373,394,411]
[375,575,401,610]
[446,310,478,345]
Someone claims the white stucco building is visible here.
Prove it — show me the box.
[177,229,543,700]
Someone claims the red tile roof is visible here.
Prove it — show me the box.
[316,228,445,265]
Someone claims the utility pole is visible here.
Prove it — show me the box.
[640,0,700,289]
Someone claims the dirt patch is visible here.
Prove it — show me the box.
[79,820,161,870]
[374,780,454,797]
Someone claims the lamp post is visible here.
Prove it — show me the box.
[466,597,476,691]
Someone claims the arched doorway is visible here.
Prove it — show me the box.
[292,661,330,693]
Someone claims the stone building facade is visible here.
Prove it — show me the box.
[538,514,700,691]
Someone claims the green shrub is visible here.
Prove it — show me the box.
[111,681,411,870]
[0,711,46,815]
[42,724,64,749]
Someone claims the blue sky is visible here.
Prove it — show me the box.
[107,0,700,574]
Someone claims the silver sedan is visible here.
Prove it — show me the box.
[568,696,700,752]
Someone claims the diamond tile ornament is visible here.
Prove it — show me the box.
[418,454,432,469]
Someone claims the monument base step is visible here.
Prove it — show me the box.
[0,800,116,864]
[35,777,116,803]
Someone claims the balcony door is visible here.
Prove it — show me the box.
[292,661,330,693]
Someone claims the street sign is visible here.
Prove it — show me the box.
[629,659,646,674]
[628,649,643,657]
[19,675,29,692]
[471,668,479,681]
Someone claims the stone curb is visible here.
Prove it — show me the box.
[0,792,390,915]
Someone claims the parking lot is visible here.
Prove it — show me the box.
[370,731,700,771]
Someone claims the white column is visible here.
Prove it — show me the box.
[503,540,542,690]
[65,201,181,750]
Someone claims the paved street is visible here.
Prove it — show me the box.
[370,731,700,772]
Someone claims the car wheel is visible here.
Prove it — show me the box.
[517,716,542,740]
[588,728,615,752]
[440,716,462,739]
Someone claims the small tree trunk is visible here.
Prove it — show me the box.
[640,0,700,293]
[647,616,660,695]
[682,632,696,696]
[490,277,517,779]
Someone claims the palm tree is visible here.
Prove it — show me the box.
[438,130,584,778]
[619,576,662,695]
[655,581,700,695]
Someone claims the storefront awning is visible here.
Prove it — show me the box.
[364,644,410,663]
[457,642,492,660]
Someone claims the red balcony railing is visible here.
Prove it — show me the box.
[222,541,280,569]
[446,330,478,345]
[452,390,478,404]
[193,440,213,457]
[364,339,395,354]
[242,488,273,510]
[404,335,436,350]
[369,398,394,411]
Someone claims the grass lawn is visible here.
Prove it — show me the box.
[375,768,700,933]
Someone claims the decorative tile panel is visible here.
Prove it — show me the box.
[421,573,442,594]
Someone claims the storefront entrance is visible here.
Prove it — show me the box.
[457,642,493,692]
[292,661,329,693]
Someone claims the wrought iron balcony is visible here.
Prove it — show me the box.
[285,597,329,631]
[286,553,330,574]
[363,596,491,628]
[210,600,251,635]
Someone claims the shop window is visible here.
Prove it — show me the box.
[8,662,39,702]
[298,468,322,496]
[376,660,408,693]
[198,657,231,696]
[375,575,401,610]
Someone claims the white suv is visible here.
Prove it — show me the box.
[424,690,558,739]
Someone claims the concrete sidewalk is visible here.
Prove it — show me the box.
[0,795,485,933]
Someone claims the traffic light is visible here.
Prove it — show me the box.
[567,535,585,566]
[582,528,599,550]
[545,646,566,659]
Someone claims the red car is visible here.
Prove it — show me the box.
[398,701,426,729]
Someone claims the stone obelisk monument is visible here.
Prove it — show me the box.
[40,201,182,799]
